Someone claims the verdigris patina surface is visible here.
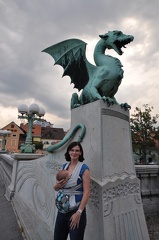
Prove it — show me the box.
[42,30,134,109]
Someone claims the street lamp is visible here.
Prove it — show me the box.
[0,130,12,151]
[18,103,45,153]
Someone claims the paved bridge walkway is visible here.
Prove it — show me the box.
[0,172,25,240]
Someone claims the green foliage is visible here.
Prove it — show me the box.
[130,104,159,163]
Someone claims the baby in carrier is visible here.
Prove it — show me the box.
[55,169,71,213]
[55,165,83,213]
[56,169,70,181]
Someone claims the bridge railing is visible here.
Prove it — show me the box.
[135,164,159,216]
[0,152,57,240]
[0,153,14,192]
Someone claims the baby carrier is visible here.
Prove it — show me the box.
[55,162,83,214]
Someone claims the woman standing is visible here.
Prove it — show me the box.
[54,141,90,240]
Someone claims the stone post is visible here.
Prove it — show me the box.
[5,154,45,201]
[70,100,150,240]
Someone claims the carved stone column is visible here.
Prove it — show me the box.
[70,100,150,240]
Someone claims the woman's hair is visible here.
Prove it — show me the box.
[64,141,85,162]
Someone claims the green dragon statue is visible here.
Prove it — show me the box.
[42,30,134,110]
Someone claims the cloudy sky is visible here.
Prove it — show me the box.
[0,0,159,130]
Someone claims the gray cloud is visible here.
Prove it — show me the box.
[0,0,159,129]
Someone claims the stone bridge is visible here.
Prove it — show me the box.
[0,152,159,239]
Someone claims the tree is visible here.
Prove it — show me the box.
[130,104,159,164]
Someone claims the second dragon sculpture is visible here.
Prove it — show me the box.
[42,30,134,109]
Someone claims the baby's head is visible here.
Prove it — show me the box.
[56,170,70,181]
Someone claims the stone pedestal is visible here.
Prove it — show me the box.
[70,100,149,240]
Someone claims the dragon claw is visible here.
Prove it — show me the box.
[73,104,81,108]
[120,103,131,110]
[102,96,115,106]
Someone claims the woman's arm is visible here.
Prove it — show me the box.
[70,169,90,229]
[77,169,90,212]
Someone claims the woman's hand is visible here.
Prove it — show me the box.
[54,179,68,191]
[70,211,81,230]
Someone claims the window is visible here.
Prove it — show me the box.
[11,140,16,146]
[11,124,14,128]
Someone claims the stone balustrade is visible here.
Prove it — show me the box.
[0,153,14,191]
[0,153,56,240]
[135,164,159,216]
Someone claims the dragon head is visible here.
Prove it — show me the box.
[99,30,134,55]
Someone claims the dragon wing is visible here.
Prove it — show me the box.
[42,39,90,91]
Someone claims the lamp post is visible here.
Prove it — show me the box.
[18,103,45,153]
[0,130,12,151]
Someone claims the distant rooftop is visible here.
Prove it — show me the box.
[33,120,54,128]
[41,127,65,140]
